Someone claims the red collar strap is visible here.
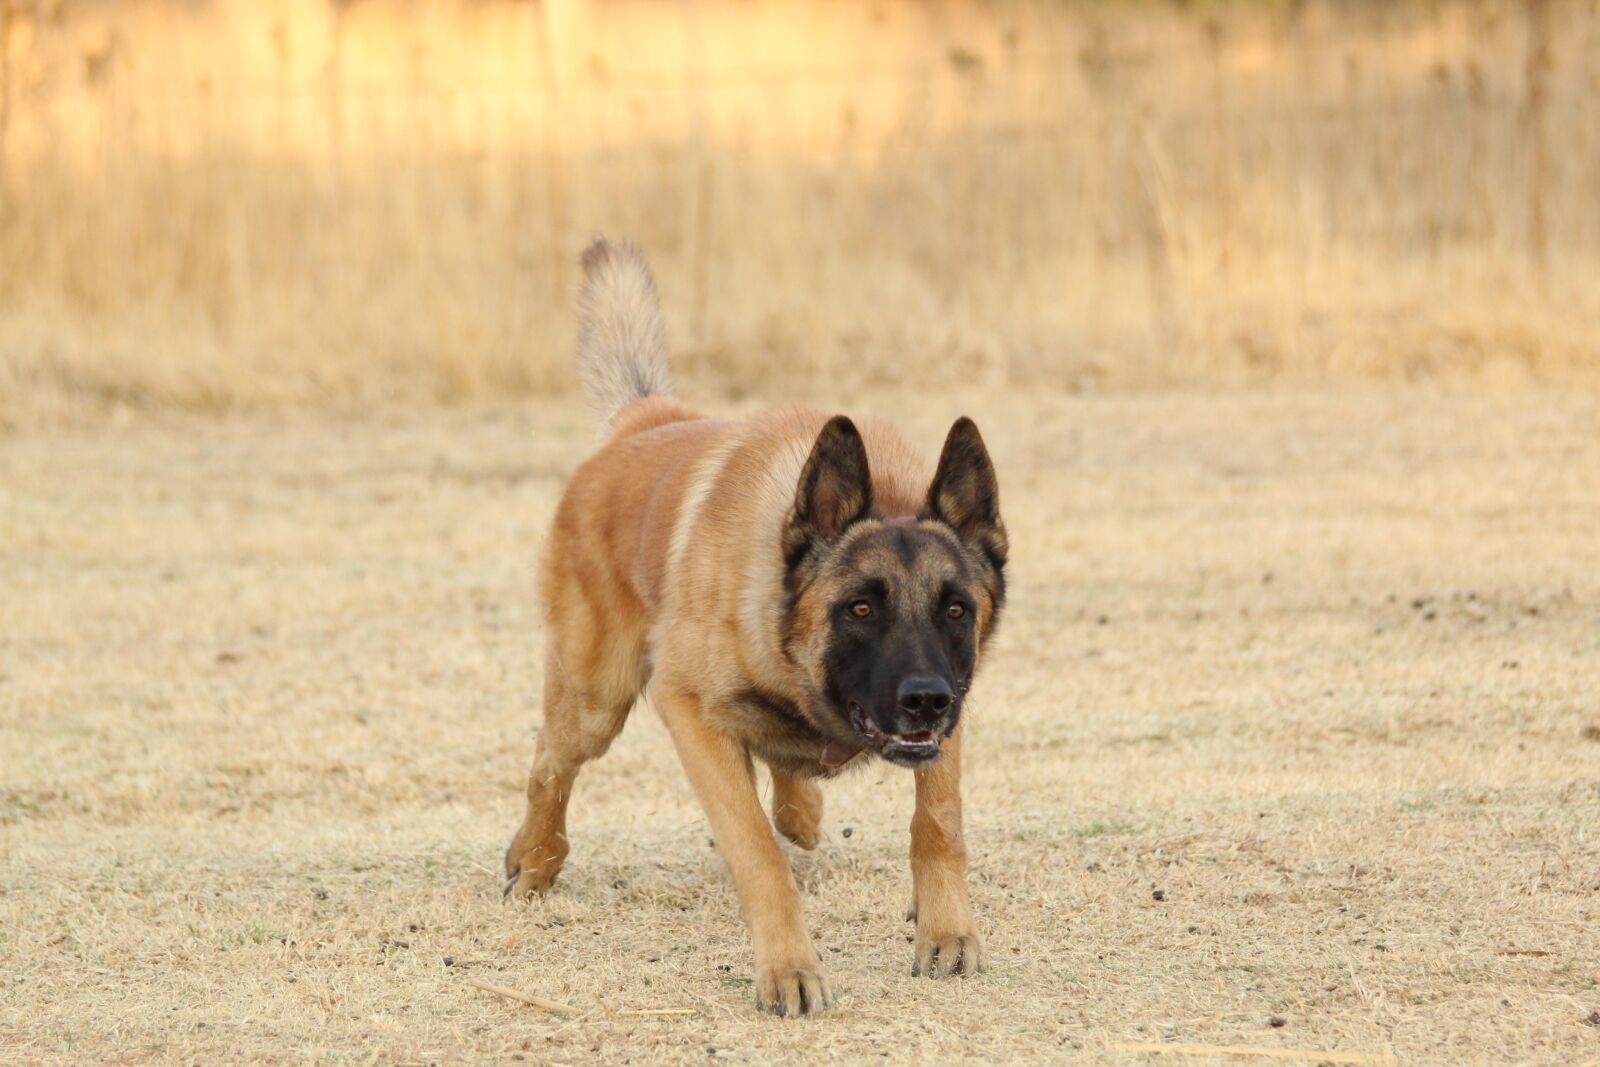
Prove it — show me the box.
[821,740,866,770]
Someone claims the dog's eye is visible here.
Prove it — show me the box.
[849,600,873,619]
[947,603,967,620]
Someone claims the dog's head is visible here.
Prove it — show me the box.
[780,416,1007,767]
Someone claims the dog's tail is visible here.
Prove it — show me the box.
[576,237,674,430]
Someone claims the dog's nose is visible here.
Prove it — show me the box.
[896,675,954,722]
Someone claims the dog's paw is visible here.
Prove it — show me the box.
[912,930,985,978]
[754,960,833,1017]
[502,843,566,900]
[502,867,560,900]
[774,816,822,851]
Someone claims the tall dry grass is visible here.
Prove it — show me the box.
[1,0,1598,423]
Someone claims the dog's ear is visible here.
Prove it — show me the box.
[926,417,1007,567]
[784,416,874,563]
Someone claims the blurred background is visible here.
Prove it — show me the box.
[0,0,1597,424]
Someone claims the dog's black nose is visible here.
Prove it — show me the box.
[897,675,954,721]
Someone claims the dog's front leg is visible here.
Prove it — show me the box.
[657,684,833,1017]
[909,724,986,977]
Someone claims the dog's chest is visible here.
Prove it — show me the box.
[711,688,858,780]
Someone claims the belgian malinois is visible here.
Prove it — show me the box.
[504,239,1007,1016]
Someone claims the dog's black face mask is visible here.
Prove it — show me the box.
[821,535,981,764]
[782,416,1007,767]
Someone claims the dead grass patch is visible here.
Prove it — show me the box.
[2,389,1598,1063]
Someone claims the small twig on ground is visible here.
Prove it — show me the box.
[679,984,738,1020]
[616,1008,698,1017]
[464,975,582,1015]
[546,1011,592,1040]
[591,992,619,1022]
[1113,1043,1396,1065]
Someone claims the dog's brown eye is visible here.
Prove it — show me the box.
[849,600,873,619]
[947,603,966,620]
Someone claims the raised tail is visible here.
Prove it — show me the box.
[576,237,674,430]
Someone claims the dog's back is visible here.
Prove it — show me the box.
[545,238,930,649]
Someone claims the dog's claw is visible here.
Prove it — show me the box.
[913,932,986,978]
[754,961,833,1018]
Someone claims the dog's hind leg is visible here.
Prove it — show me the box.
[505,558,645,899]
[770,772,823,851]
[504,665,633,899]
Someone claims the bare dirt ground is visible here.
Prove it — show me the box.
[2,389,1598,1065]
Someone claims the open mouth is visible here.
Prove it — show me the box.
[848,702,943,764]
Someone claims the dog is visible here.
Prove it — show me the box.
[504,238,1007,1017]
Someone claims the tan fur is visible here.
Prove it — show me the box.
[506,241,996,1016]
[576,240,674,430]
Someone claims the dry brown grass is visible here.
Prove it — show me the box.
[2,0,1600,424]
[3,388,1599,1064]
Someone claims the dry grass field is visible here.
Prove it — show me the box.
[3,388,1599,1065]
[4,0,1600,422]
